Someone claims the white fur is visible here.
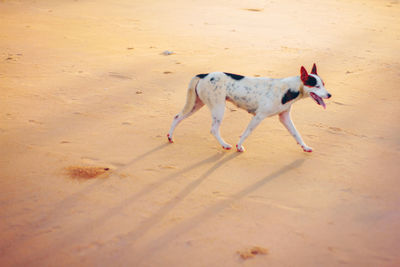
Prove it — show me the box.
[168,68,331,152]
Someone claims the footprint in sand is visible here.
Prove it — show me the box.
[4,53,22,61]
[158,164,177,170]
[108,72,132,80]
[333,101,345,106]
[237,246,268,260]
[242,8,263,12]
[329,127,342,132]
[28,119,43,125]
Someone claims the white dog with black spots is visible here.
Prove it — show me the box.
[168,64,331,152]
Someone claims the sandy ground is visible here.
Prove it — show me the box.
[1,0,400,266]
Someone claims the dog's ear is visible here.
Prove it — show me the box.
[300,66,309,83]
[311,63,317,75]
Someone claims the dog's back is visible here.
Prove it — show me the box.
[196,72,302,115]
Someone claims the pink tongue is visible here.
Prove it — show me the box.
[311,93,326,109]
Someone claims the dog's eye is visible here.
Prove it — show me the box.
[316,85,320,88]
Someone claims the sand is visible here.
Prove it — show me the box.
[1,0,400,266]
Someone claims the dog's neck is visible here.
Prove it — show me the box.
[296,76,307,99]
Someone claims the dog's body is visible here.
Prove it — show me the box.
[168,64,331,152]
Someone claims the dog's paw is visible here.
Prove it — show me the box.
[302,145,312,153]
[222,144,232,150]
[167,134,174,143]
[236,144,245,152]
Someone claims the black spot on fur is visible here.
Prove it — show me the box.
[196,73,209,79]
[281,89,300,104]
[224,72,245,81]
[247,108,256,114]
[304,76,317,87]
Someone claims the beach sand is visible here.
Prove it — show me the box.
[1,0,400,266]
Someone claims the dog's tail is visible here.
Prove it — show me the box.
[180,76,201,116]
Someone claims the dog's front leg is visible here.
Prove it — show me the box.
[236,113,267,152]
[279,110,313,152]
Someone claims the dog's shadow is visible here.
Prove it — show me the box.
[116,157,306,263]
[113,152,241,244]
[112,143,170,173]
[13,142,305,266]
[19,143,170,231]
[12,144,232,265]
[3,143,171,263]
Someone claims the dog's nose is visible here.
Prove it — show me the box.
[327,93,332,99]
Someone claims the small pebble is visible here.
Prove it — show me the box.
[162,50,174,56]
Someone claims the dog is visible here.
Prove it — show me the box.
[167,64,331,152]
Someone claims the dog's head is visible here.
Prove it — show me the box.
[300,64,331,109]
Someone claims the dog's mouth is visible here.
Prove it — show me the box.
[310,92,326,109]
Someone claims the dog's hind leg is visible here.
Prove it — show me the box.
[167,96,204,143]
[210,105,232,150]
[279,109,312,152]
[167,76,203,143]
